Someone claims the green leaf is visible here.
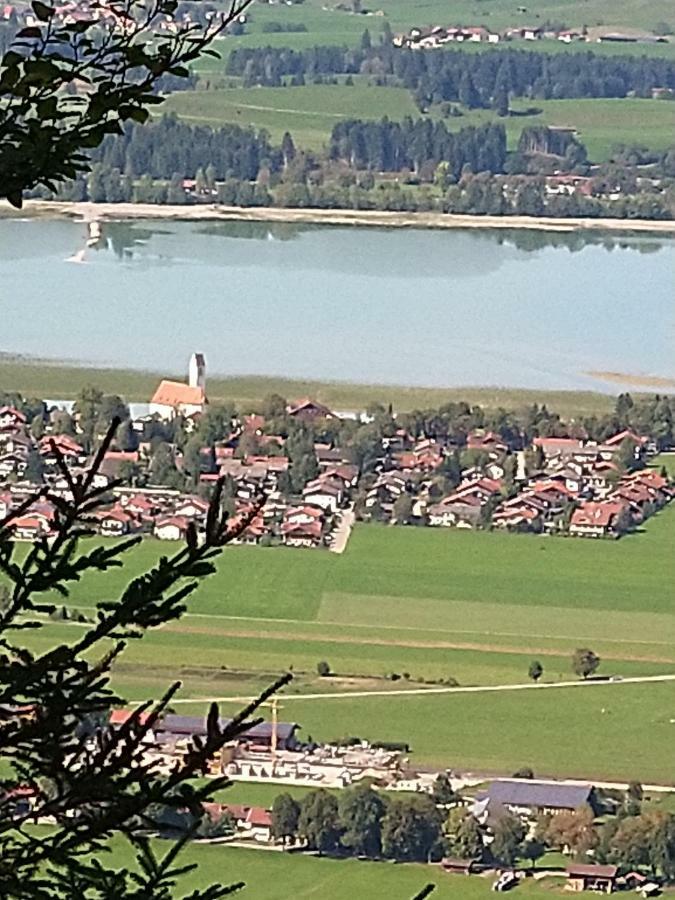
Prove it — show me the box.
[31,0,55,21]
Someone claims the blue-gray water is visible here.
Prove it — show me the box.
[2,218,673,392]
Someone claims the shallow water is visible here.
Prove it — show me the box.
[1,218,673,392]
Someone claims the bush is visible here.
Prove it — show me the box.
[317,660,331,677]
[372,740,410,753]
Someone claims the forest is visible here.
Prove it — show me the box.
[226,42,675,109]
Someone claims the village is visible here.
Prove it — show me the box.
[0,355,672,549]
[393,22,671,51]
[2,698,670,896]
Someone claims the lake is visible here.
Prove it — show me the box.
[1,217,673,393]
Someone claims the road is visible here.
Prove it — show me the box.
[329,505,355,554]
[170,671,675,705]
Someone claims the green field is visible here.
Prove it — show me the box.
[0,356,620,417]
[15,502,675,780]
[106,840,567,899]
[189,0,675,71]
[161,85,675,161]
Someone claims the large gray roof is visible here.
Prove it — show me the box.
[487,780,592,810]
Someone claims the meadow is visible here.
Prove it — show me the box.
[105,840,568,899]
[16,503,675,780]
[160,86,675,161]
[189,0,675,71]
[0,356,620,417]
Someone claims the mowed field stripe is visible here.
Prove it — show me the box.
[160,619,675,664]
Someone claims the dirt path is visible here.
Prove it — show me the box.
[170,671,675,705]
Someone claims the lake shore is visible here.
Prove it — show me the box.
[6,199,675,235]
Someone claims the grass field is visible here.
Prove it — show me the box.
[106,840,567,899]
[160,85,675,161]
[0,356,621,416]
[188,0,675,73]
[14,502,675,780]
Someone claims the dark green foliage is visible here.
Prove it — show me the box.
[298,789,341,854]
[271,793,300,846]
[572,647,601,679]
[226,44,675,105]
[338,783,386,858]
[381,795,443,862]
[0,0,258,204]
[490,813,526,867]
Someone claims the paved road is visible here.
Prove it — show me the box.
[328,505,355,554]
[171,671,675,706]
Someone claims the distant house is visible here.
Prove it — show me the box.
[0,406,27,430]
[150,353,207,420]
[566,864,617,894]
[281,518,324,548]
[154,516,191,541]
[98,507,134,537]
[286,398,339,421]
[569,501,629,537]
[303,476,344,513]
[427,501,482,529]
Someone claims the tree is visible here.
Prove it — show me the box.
[392,493,414,525]
[271,793,300,847]
[432,772,458,807]
[444,807,483,861]
[381,795,443,862]
[572,648,600,680]
[24,447,45,484]
[521,838,545,869]
[545,807,597,858]
[338,783,386,858]
[490,813,526,867]
[298,789,341,855]
[317,660,331,677]
[0,0,258,205]
[0,419,288,897]
[528,660,543,682]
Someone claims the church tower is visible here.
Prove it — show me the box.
[188,353,206,392]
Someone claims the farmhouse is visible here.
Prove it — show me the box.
[566,863,618,894]
[154,516,191,541]
[150,353,207,420]
[479,780,594,817]
[156,714,299,751]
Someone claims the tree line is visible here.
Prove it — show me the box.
[329,119,507,175]
[226,42,675,108]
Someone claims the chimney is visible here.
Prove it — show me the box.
[188,353,206,391]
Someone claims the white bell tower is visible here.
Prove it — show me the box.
[188,353,206,391]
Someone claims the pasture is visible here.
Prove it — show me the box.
[190,0,675,71]
[105,840,565,899]
[15,504,675,780]
[0,356,620,416]
[160,87,675,161]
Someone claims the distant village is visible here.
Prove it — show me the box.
[4,700,671,894]
[394,22,671,51]
[0,354,673,549]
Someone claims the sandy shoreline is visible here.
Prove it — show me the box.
[5,200,675,235]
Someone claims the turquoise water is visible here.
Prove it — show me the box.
[1,218,673,392]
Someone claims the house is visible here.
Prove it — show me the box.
[281,518,324,548]
[557,29,582,42]
[302,477,344,513]
[157,715,299,750]
[7,514,53,541]
[533,436,583,459]
[97,507,134,537]
[173,496,210,520]
[566,864,617,894]
[480,780,594,817]
[286,398,339,421]
[0,406,27,430]
[569,500,629,537]
[428,497,483,529]
[100,450,140,480]
[154,516,191,541]
[221,804,273,842]
[149,354,207,420]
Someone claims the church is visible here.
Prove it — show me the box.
[149,353,208,420]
